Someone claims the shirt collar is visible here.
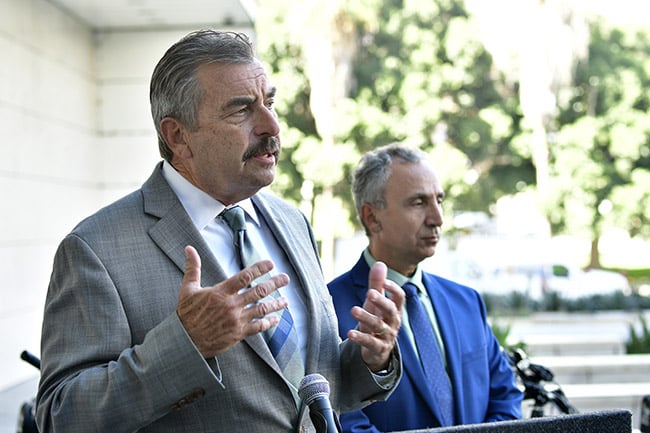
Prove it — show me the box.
[162,160,259,230]
[362,248,424,291]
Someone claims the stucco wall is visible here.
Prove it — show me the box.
[0,0,252,391]
[0,0,98,390]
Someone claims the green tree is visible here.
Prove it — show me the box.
[340,0,535,222]
[550,21,650,268]
[258,0,535,231]
[257,1,650,274]
[257,1,364,276]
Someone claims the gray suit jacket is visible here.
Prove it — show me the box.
[36,163,399,433]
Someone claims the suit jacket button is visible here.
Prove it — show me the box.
[170,388,205,412]
[187,387,205,401]
[170,398,187,412]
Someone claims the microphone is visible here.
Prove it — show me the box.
[298,374,341,433]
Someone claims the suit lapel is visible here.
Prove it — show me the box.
[141,165,277,370]
[252,194,327,375]
[348,256,371,302]
[252,194,320,289]
[142,164,226,284]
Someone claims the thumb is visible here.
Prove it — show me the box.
[180,245,202,296]
[369,261,387,295]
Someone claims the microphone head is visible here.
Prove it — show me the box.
[298,373,330,405]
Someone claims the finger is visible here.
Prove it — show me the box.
[246,315,282,336]
[221,259,277,296]
[237,273,290,306]
[241,295,287,331]
[360,283,391,319]
[352,306,398,342]
[366,279,403,314]
[382,280,406,315]
[347,328,393,368]
[180,245,202,297]
[373,321,388,337]
[363,262,388,320]
[348,327,393,347]
[351,305,385,331]
[368,261,387,295]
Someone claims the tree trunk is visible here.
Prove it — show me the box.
[588,236,601,269]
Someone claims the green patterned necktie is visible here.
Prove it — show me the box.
[221,206,304,391]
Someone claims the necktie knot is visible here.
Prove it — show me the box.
[403,282,419,299]
[221,206,246,232]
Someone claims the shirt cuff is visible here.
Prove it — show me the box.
[370,352,398,387]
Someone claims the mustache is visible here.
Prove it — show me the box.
[242,136,280,162]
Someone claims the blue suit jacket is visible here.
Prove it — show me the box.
[328,254,522,432]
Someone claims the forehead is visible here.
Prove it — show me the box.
[387,161,442,192]
[196,60,273,100]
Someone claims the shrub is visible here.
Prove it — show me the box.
[626,315,650,354]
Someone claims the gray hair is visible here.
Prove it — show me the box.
[150,30,256,161]
[352,143,427,234]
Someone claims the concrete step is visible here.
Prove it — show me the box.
[521,334,626,356]
[530,354,650,384]
[502,310,650,357]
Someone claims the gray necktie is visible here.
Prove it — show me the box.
[221,206,304,390]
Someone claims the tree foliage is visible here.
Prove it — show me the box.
[258,0,535,233]
[550,21,650,258]
[256,1,650,267]
[342,0,537,221]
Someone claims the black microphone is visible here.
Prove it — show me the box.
[298,374,341,433]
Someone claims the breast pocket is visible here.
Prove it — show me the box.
[461,344,490,390]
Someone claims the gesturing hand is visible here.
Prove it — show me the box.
[347,262,405,372]
[176,245,290,358]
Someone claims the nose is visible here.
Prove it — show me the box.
[254,106,281,138]
[428,203,444,227]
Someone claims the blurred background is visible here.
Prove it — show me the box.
[1,0,649,431]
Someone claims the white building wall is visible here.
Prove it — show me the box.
[94,25,257,198]
[94,30,187,195]
[1,0,255,392]
[0,0,99,390]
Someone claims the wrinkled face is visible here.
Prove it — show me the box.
[367,160,444,276]
[166,60,281,205]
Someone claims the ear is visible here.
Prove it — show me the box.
[361,203,382,233]
[160,117,193,160]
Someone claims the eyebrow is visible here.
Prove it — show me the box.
[409,191,445,202]
[224,86,277,110]
[224,95,254,110]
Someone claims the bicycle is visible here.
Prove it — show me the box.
[508,348,578,418]
[17,350,40,433]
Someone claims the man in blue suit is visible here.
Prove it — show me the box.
[328,144,522,432]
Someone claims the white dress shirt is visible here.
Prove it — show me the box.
[162,161,308,363]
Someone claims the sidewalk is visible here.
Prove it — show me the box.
[0,375,38,433]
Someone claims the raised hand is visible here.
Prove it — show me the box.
[176,245,290,358]
[347,262,405,372]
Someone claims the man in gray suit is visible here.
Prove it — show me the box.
[36,30,404,433]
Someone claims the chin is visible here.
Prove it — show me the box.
[421,247,437,259]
